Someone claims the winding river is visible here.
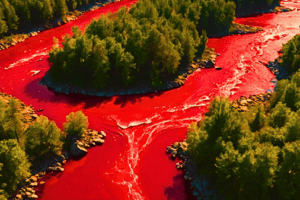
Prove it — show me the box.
[1,0,300,199]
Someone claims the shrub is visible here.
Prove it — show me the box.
[63,111,88,138]
[25,115,63,158]
[0,139,31,198]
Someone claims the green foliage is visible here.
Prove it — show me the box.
[0,95,92,197]
[281,34,300,73]
[187,75,300,199]
[277,141,300,199]
[198,0,236,36]
[49,0,237,89]
[0,0,96,36]
[63,110,88,138]
[269,70,300,112]
[25,115,63,158]
[0,139,31,198]
[0,99,24,146]
[269,102,291,128]
[244,103,266,132]
[187,97,248,177]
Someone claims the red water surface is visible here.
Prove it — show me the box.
[1,1,300,199]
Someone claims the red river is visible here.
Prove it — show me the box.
[1,0,300,199]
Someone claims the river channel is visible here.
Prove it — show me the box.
[1,0,300,199]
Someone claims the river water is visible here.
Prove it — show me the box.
[0,0,300,199]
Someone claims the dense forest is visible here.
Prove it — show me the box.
[186,69,300,199]
[0,0,282,37]
[0,0,99,36]
[281,34,300,73]
[48,0,235,89]
[0,97,89,199]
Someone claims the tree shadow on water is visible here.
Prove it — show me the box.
[25,78,113,109]
[164,173,197,200]
[113,89,164,108]
[25,78,165,109]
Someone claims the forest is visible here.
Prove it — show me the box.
[186,69,300,199]
[48,0,235,89]
[0,97,89,199]
[0,0,99,36]
[281,34,300,73]
[0,0,281,37]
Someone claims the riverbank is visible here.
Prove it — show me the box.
[0,92,107,200]
[167,47,295,199]
[10,128,107,200]
[166,90,273,199]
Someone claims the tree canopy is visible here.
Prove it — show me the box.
[0,0,97,36]
[48,0,237,89]
[187,70,300,199]
[0,95,90,199]
[281,34,300,73]
[0,139,31,198]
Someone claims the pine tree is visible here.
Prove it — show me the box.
[0,6,8,35]
[277,141,300,199]
[63,111,88,138]
[0,139,31,197]
[1,0,19,30]
[25,115,63,158]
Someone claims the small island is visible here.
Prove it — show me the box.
[41,0,278,97]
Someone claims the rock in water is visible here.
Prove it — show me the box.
[206,59,215,68]
[70,143,88,157]
[214,66,222,70]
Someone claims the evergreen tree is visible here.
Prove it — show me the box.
[63,111,88,138]
[25,115,63,158]
[277,141,300,199]
[2,99,24,145]
[244,103,266,132]
[0,0,19,30]
[269,102,291,128]
[0,139,31,198]
[0,7,8,35]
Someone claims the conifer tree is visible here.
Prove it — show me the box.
[63,111,88,138]
[0,139,31,198]
[25,115,63,158]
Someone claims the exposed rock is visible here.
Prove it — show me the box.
[70,143,88,157]
[27,194,38,199]
[173,142,179,148]
[214,66,222,70]
[205,59,215,68]
[29,182,38,187]
[15,194,22,200]
[240,100,247,105]
[31,114,38,120]
[30,176,37,182]
[25,192,32,196]
[168,140,222,199]
[93,137,104,145]
[100,131,107,137]
[89,141,96,146]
